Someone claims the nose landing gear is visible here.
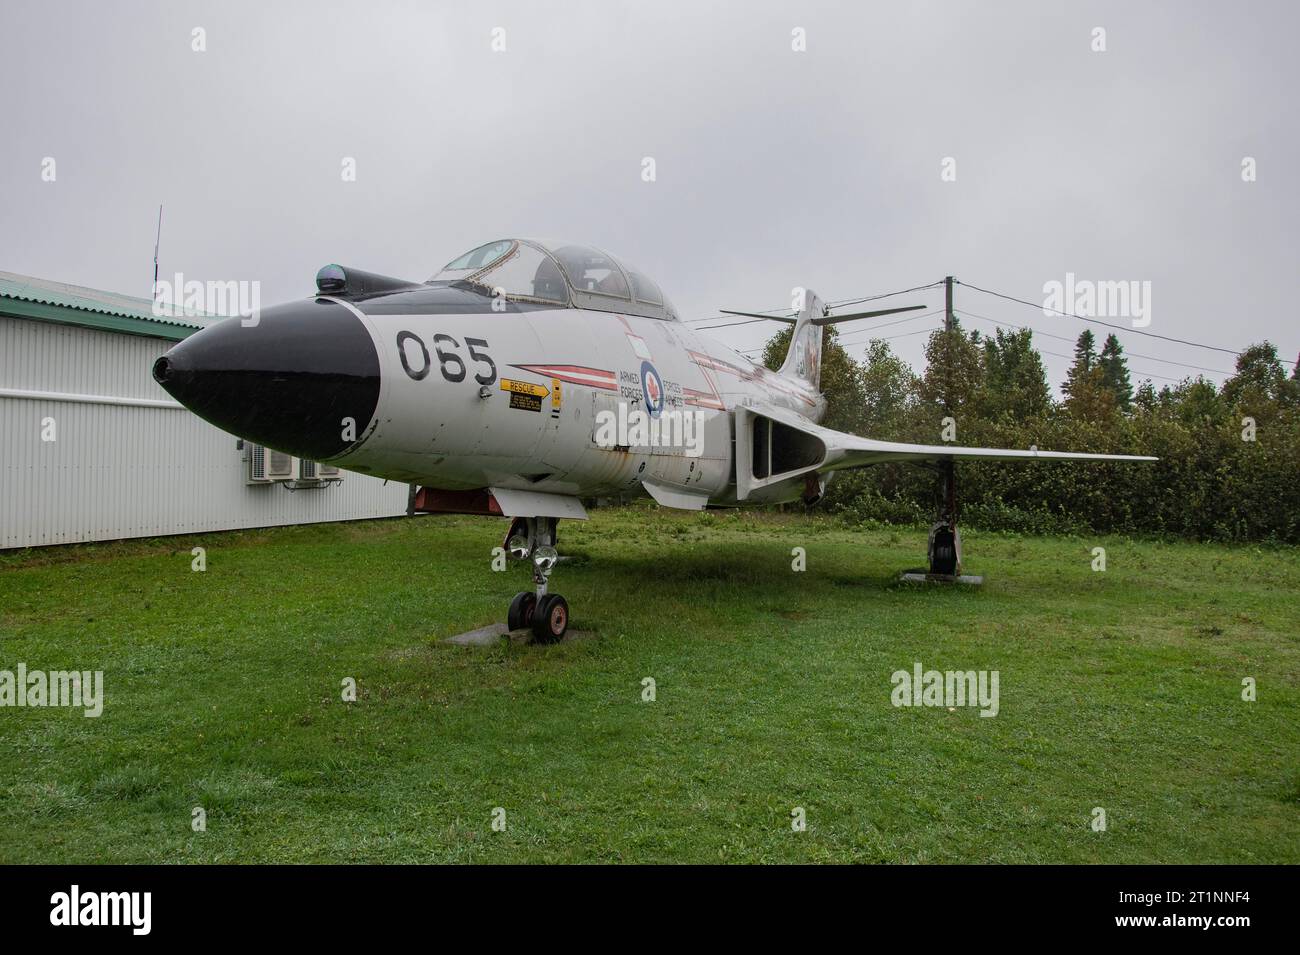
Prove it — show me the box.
[504,516,570,642]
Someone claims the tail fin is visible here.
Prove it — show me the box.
[778,289,827,390]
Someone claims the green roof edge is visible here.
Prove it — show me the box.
[0,296,202,341]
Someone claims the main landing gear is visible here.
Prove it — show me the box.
[503,516,569,643]
[928,459,961,577]
[902,460,981,585]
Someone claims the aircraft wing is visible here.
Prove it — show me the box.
[820,434,1158,468]
[733,402,1155,501]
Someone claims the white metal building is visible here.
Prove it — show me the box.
[0,271,410,549]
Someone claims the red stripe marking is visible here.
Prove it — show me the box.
[512,364,618,390]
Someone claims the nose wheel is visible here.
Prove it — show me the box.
[533,594,569,643]
[504,516,570,643]
[507,591,537,631]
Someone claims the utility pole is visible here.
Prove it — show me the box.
[944,275,954,334]
[942,275,957,418]
[939,275,959,576]
[946,274,956,413]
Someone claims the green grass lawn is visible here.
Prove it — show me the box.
[0,506,1296,863]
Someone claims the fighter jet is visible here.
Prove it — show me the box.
[153,238,1155,641]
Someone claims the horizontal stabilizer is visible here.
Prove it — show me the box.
[722,288,929,393]
[808,304,927,326]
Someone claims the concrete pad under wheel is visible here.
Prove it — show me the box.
[899,572,984,585]
[443,623,512,646]
[443,623,594,646]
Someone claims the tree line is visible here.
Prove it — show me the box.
[760,322,1300,542]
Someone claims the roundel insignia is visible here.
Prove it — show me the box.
[640,361,664,418]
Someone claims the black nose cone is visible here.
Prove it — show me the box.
[154,298,380,461]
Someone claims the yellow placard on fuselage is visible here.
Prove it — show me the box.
[500,378,550,399]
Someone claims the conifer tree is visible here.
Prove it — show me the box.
[1098,333,1133,410]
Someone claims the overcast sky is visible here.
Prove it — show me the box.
[2,0,1296,390]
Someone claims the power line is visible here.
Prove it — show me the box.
[723,308,942,356]
[694,314,792,331]
[836,308,945,345]
[694,275,1296,375]
[1033,346,1185,384]
[949,305,1198,383]
[829,280,944,309]
[955,280,1251,358]
[874,323,944,343]
[686,306,776,324]
[688,303,794,325]
[839,323,944,349]
[954,308,1236,376]
[688,280,940,326]
[738,315,1203,384]
[736,319,944,358]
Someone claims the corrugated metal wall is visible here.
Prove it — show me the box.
[0,316,411,549]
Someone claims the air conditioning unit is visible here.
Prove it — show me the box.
[247,443,293,483]
[292,459,341,482]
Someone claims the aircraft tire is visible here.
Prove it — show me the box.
[532,594,569,643]
[508,591,536,631]
[932,543,956,575]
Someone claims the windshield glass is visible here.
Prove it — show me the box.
[437,239,514,275]
[433,240,568,304]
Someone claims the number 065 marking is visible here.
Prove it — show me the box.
[398,331,496,386]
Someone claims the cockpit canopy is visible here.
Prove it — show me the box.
[432,238,677,322]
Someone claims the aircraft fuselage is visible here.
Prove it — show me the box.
[154,285,826,509]
[330,298,823,504]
